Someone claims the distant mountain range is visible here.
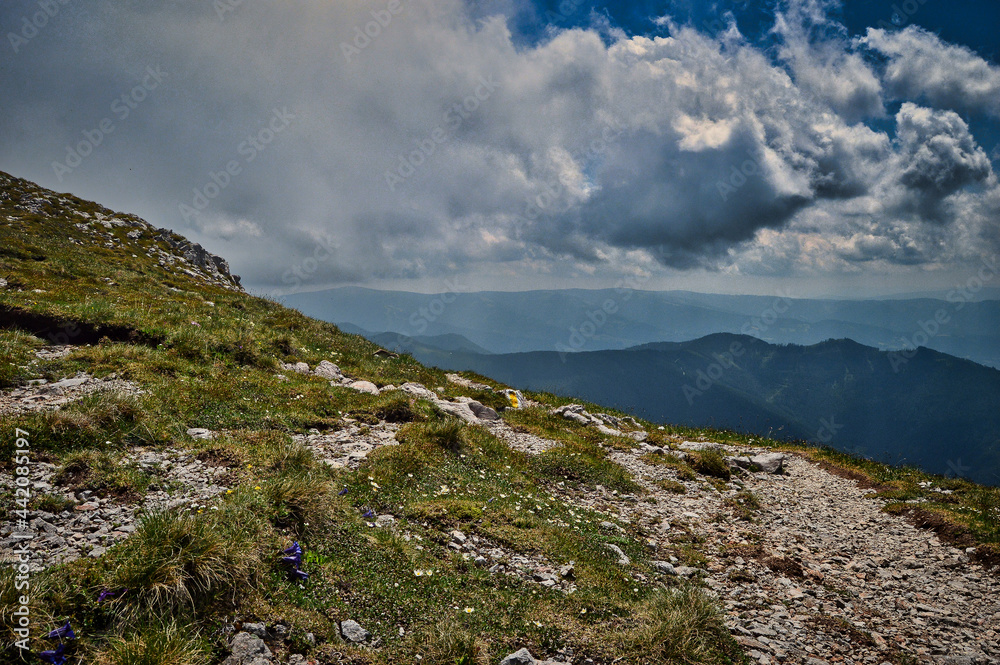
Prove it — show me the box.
[377,333,1000,486]
[283,287,1000,369]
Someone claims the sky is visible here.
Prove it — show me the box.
[2,0,999,298]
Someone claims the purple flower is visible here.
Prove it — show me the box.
[362,508,375,519]
[47,621,75,641]
[289,567,309,581]
[281,552,302,568]
[98,588,127,603]
[39,643,66,664]
[338,487,349,496]
[283,541,302,556]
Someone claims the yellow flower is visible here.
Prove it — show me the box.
[226,489,233,494]
[254,485,262,490]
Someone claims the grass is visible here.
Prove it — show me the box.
[1,169,996,664]
[92,623,207,665]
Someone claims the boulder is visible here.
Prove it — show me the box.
[221,632,272,665]
[679,441,726,454]
[313,360,342,380]
[500,649,536,665]
[345,381,380,395]
[340,619,370,643]
[653,560,677,575]
[749,453,787,473]
[400,382,437,400]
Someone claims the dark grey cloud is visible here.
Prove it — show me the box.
[0,0,997,292]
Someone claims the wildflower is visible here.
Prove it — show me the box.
[97,588,127,603]
[290,568,309,581]
[38,644,67,665]
[190,321,200,327]
[254,486,262,490]
[226,489,233,494]
[338,487,349,496]
[362,508,375,519]
[463,607,474,614]
[414,570,424,577]
[532,621,543,628]
[47,622,75,640]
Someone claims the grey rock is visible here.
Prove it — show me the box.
[451,530,467,544]
[679,441,726,454]
[673,566,701,577]
[468,401,500,421]
[345,381,380,395]
[288,656,308,665]
[501,648,536,665]
[749,452,787,474]
[340,619,370,643]
[606,543,630,565]
[375,515,396,529]
[187,427,215,440]
[313,360,342,380]
[242,623,267,638]
[400,382,437,400]
[653,560,677,575]
[222,632,272,665]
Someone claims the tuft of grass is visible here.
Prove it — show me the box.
[31,492,77,513]
[0,329,40,388]
[104,506,267,617]
[655,479,688,494]
[621,586,741,664]
[93,622,207,665]
[689,450,731,481]
[724,490,762,521]
[53,450,152,499]
[412,617,490,665]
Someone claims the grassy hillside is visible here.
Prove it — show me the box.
[1,170,998,664]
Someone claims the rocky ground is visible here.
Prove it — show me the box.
[1,361,998,664]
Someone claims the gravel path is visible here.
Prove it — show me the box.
[489,417,1000,665]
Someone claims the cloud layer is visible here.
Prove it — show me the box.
[0,0,998,291]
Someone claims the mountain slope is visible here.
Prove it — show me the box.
[1,171,998,665]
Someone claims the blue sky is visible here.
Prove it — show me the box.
[1,0,999,297]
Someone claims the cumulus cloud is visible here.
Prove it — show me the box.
[861,26,1000,117]
[0,0,997,291]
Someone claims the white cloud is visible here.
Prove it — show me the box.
[0,0,997,290]
[862,26,1000,118]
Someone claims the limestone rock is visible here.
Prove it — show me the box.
[222,632,272,665]
[339,619,370,643]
